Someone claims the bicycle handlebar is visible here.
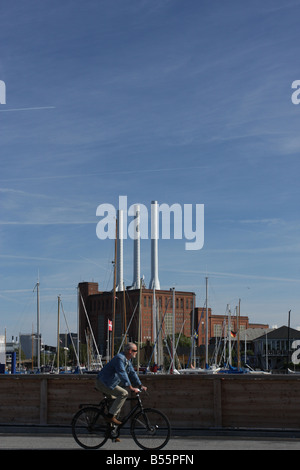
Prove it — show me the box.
[136,388,150,397]
[129,387,149,398]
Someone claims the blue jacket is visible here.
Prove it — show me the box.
[97,352,142,390]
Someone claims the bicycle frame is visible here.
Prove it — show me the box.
[115,394,144,430]
[78,393,144,428]
[72,392,171,450]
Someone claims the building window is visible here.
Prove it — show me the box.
[164,313,173,333]
[214,324,223,337]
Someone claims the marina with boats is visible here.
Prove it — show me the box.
[1,272,298,377]
[0,206,298,433]
[1,206,298,377]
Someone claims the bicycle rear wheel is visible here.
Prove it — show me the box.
[130,408,171,450]
[72,406,109,449]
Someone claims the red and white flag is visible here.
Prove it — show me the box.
[108,320,112,332]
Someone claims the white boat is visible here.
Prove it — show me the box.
[179,365,221,374]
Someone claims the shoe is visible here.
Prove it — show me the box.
[114,438,121,443]
[105,416,122,426]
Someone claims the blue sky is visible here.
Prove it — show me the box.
[1,0,300,345]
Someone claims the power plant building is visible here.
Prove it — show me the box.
[78,200,196,355]
[78,281,195,356]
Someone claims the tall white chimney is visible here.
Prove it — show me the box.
[116,209,124,291]
[149,200,160,290]
[132,204,141,289]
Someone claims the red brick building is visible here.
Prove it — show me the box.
[78,282,195,356]
[78,282,269,356]
[194,307,269,347]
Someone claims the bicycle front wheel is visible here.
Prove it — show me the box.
[72,406,109,449]
[130,408,171,450]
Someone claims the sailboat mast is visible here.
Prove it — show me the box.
[111,219,117,358]
[36,277,40,371]
[33,275,41,371]
[123,284,127,345]
[191,293,195,368]
[171,287,175,373]
[77,287,80,367]
[205,277,208,368]
[57,295,60,374]
[137,284,142,374]
[228,305,231,366]
[237,298,241,370]
[153,287,157,364]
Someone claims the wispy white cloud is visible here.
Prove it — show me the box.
[239,218,284,226]
[0,220,95,226]
[0,165,207,183]
[0,253,83,263]
[163,267,300,284]
[1,0,300,343]
[0,186,96,225]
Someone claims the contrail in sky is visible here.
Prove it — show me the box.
[0,106,56,112]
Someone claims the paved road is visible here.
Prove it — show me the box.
[1,433,300,450]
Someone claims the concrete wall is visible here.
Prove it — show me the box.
[0,374,300,429]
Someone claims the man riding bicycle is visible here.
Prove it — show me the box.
[96,342,147,425]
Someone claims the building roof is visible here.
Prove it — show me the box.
[252,325,300,341]
[240,328,274,342]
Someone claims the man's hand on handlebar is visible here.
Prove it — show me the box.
[129,385,147,394]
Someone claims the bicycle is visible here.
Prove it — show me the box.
[71,390,171,450]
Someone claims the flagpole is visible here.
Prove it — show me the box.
[107,320,109,362]
[107,319,113,361]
